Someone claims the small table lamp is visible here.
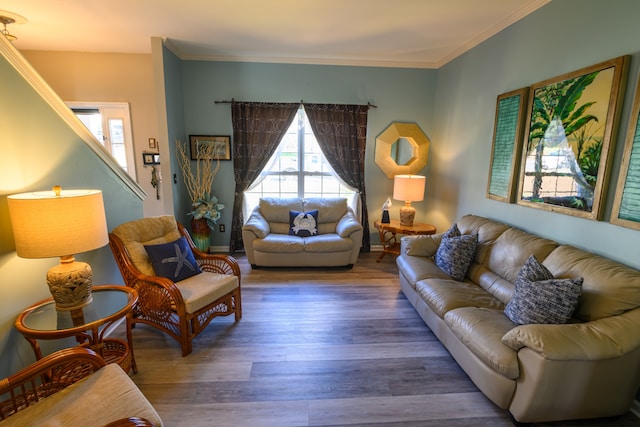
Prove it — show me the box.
[7,186,109,311]
[393,175,426,227]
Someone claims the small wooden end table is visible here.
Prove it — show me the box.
[15,285,138,373]
[374,219,437,262]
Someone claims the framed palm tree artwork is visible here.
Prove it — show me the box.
[517,55,630,220]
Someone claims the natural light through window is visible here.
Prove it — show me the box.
[244,108,356,209]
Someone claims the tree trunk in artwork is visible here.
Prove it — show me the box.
[190,218,210,253]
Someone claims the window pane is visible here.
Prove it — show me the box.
[245,109,355,205]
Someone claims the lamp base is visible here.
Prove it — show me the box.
[399,203,416,227]
[46,258,94,311]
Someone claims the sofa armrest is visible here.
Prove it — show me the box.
[400,233,443,257]
[242,208,270,238]
[502,307,640,360]
[336,209,363,238]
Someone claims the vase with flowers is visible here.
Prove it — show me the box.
[176,140,224,252]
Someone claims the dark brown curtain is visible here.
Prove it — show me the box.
[229,101,299,252]
[303,103,371,252]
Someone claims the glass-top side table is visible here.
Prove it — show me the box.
[15,285,138,373]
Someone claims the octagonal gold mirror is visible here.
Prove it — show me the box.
[375,122,429,179]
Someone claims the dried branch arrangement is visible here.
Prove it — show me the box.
[176,140,220,203]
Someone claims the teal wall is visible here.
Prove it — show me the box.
[0,51,144,377]
[178,61,436,246]
[430,0,640,270]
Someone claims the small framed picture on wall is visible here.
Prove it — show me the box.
[189,135,232,161]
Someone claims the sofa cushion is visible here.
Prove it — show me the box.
[303,234,354,253]
[252,234,305,253]
[303,198,348,222]
[543,245,640,321]
[259,198,304,223]
[486,228,558,284]
[144,236,202,282]
[289,210,319,237]
[175,271,239,314]
[435,225,478,281]
[445,307,519,379]
[416,278,504,318]
[504,276,583,325]
[112,215,181,276]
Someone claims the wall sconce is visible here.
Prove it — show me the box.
[7,186,109,311]
[393,175,426,227]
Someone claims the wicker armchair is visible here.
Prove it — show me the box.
[109,215,242,356]
[0,348,161,426]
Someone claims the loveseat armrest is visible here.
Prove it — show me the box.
[502,307,640,360]
[0,348,106,420]
[400,233,444,257]
[336,209,363,238]
[242,208,271,238]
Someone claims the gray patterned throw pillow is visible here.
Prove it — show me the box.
[514,255,554,287]
[434,224,478,281]
[505,275,583,325]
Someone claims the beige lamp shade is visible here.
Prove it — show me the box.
[393,175,426,202]
[7,188,108,258]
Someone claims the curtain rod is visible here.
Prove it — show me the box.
[214,99,377,108]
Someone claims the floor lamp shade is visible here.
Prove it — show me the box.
[7,188,109,310]
[393,175,426,227]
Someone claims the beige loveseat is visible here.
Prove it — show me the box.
[0,348,162,426]
[242,197,363,268]
[397,214,640,423]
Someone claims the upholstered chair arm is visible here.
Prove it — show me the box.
[400,233,444,257]
[502,307,640,360]
[0,348,106,420]
[336,209,363,238]
[242,208,270,238]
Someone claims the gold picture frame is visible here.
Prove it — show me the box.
[486,87,529,203]
[611,73,640,230]
[189,135,231,161]
[517,56,629,220]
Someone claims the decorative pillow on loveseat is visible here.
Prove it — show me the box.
[289,210,319,237]
[144,236,202,281]
[434,223,478,281]
[505,255,583,325]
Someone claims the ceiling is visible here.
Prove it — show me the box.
[1,0,549,69]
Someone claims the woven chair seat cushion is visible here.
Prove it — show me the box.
[175,272,239,314]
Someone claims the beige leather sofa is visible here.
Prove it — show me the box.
[397,214,640,423]
[242,197,363,268]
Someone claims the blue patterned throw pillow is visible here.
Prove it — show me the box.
[144,236,202,282]
[289,210,319,237]
[504,276,583,325]
[434,223,478,281]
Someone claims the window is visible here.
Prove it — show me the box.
[244,108,356,209]
[67,101,136,180]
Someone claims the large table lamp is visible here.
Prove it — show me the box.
[393,175,426,227]
[7,186,109,311]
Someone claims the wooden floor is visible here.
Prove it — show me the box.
[113,252,640,427]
